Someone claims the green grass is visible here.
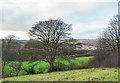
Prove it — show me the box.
[4,56,94,77]
[2,68,118,81]
[70,56,94,65]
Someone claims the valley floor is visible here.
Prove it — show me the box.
[2,68,118,81]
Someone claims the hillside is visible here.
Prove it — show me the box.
[18,39,98,51]
[77,39,98,46]
[69,39,98,51]
[2,68,118,81]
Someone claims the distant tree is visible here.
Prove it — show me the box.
[29,19,72,71]
[2,35,27,62]
[90,15,120,67]
[2,35,18,75]
[102,15,120,67]
[2,35,19,63]
[2,35,25,75]
[23,39,42,61]
[102,15,120,55]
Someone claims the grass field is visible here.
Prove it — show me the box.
[4,56,94,77]
[2,68,118,81]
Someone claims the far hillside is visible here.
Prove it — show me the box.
[74,39,98,50]
[77,39,98,47]
[18,39,98,51]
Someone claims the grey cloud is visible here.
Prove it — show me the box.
[1,21,28,31]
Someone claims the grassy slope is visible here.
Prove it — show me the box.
[2,68,118,81]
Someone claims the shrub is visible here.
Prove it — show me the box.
[4,62,25,77]
[54,61,69,71]
[34,61,49,74]
[68,61,78,70]
[21,62,38,74]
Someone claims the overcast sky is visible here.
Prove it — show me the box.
[0,0,119,40]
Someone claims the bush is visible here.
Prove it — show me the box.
[4,62,26,77]
[89,51,118,68]
[21,62,38,74]
[3,57,93,77]
[75,50,89,56]
[68,61,79,70]
[54,61,69,71]
[34,61,49,73]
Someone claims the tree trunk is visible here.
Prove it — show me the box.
[2,61,5,76]
[49,56,55,72]
[118,47,120,67]
[16,72,19,76]
[49,62,54,72]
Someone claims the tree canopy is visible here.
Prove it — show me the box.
[29,19,72,71]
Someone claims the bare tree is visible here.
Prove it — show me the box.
[89,15,120,67]
[2,35,22,62]
[29,19,72,72]
[2,35,24,76]
[23,39,42,61]
[102,15,120,56]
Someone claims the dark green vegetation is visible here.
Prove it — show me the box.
[4,56,94,77]
[2,68,118,81]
